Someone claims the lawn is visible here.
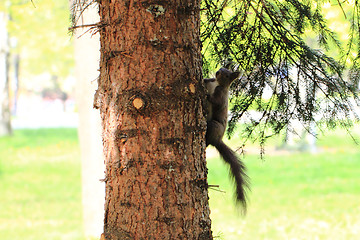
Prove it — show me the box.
[0,128,359,239]
[208,128,360,239]
[0,129,84,240]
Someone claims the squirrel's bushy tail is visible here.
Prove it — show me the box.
[214,140,249,211]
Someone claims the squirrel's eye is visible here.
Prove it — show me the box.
[216,71,220,77]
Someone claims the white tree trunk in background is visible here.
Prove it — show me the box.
[73,4,105,238]
[0,12,11,136]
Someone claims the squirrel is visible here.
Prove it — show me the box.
[204,67,249,211]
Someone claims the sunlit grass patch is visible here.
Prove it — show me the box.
[208,129,360,239]
[0,128,84,240]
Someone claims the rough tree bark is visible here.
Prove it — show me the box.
[95,1,212,239]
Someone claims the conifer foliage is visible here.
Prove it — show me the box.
[71,0,360,145]
[201,0,360,145]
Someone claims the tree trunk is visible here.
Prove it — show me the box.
[96,1,211,239]
[11,54,19,116]
[73,3,105,238]
[0,12,12,136]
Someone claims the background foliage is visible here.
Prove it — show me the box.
[0,0,73,91]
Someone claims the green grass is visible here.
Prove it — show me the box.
[208,129,360,240]
[0,129,84,240]
[1,128,360,239]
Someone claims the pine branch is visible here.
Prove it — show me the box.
[201,0,360,145]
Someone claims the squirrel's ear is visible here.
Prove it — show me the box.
[231,72,240,80]
[204,78,216,83]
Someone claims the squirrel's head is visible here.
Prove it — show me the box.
[215,68,240,86]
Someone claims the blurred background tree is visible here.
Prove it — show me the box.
[1,0,73,78]
[0,11,12,136]
[0,0,74,120]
